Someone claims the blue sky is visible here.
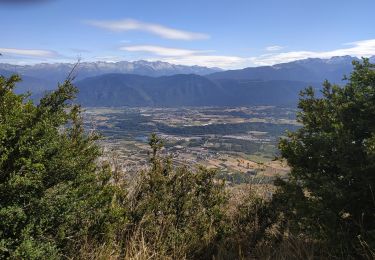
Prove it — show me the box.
[0,0,374,68]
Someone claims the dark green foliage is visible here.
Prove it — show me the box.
[128,134,227,258]
[0,75,127,258]
[275,59,375,258]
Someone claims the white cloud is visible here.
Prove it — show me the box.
[0,47,56,57]
[121,44,246,68]
[86,19,209,40]
[156,55,248,68]
[265,45,284,51]
[252,39,375,65]
[121,45,210,57]
[121,39,375,69]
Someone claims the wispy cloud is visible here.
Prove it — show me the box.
[265,45,284,51]
[85,19,209,40]
[121,45,211,57]
[121,44,246,68]
[156,55,248,68]
[123,39,375,68]
[252,39,375,65]
[0,47,57,57]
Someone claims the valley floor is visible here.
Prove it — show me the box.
[84,106,297,184]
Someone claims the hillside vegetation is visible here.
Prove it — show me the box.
[0,59,374,259]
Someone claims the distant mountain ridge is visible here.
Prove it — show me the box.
[75,56,373,107]
[76,73,316,107]
[1,56,374,106]
[0,60,221,93]
[208,55,375,83]
[76,73,227,107]
[0,60,221,80]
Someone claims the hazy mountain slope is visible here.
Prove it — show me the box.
[208,56,365,83]
[213,79,320,106]
[73,56,368,107]
[0,68,55,94]
[0,69,12,77]
[76,74,154,106]
[76,73,226,107]
[15,76,56,94]
[75,73,318,107]
[147,74,227,106]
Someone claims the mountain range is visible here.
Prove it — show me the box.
[1,56,374,107]
[76,73,317,107]
[208,56,362,82]
[0,60,221,93]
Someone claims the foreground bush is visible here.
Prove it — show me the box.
[275,58,375,258]
[0,75,127,258]
[126,134,227,259]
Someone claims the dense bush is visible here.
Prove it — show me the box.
[275,59,375,258]
[0,75,127,258]
[126,134,227,259]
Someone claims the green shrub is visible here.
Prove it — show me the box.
[127,134,227,259]
[274,59,375,258]
[0,75,127,258]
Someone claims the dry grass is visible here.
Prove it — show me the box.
[123,233,171,260]
[78,241,121,260]
[76,181,359,260]
[255,236,321,260]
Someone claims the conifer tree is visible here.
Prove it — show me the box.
[0,75,126,258]
[275,59,375,257]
